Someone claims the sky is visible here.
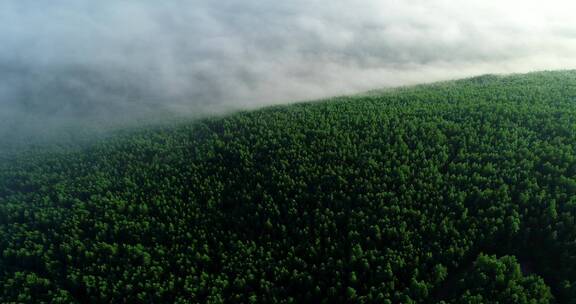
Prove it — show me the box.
[1,0,576,145]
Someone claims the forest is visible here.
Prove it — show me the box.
[1,70,576,303]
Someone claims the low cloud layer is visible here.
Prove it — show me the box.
[1,0,576,145]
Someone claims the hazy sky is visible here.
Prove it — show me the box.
[1,0,576,143]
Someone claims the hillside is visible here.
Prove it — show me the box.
[1,71,576,303]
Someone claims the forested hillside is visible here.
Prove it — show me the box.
[2,71,576,303]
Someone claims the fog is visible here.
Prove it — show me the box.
[1,0,576,146]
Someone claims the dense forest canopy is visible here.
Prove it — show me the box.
[1,71,576,303]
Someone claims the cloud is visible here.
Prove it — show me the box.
[1,0,576,145]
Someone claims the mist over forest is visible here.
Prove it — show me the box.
[4,1,576,303]
[1,0,576,146]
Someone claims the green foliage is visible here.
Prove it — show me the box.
[446,254,553,303]
[2,71,576,302]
